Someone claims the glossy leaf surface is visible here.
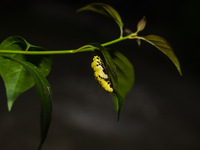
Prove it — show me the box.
[141,35,182,75]
[0,36,52,110]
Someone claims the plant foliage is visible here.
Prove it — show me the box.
[0,3,181,150]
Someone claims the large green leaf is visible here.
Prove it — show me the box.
[0,36,52,110]
[140,35,182,75]
[3,56,52,150]
[77,3,124,36]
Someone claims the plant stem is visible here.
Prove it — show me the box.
[102,36,129,47]
[0,35,131,55]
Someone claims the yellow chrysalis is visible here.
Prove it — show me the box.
[91,56,113,93]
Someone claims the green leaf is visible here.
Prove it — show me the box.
[78,3,124,37]
[112,51,134,99]
[111,91,123,120]
[3,56,52,150]
[90,43,126,119]
[0,36,52,111]
[137,16,146,33]
[90,43,118,91]
[20,61,52,150]
[140,35,182,75]
[111,51,134,120]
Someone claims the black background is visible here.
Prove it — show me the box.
[0,0,200,150]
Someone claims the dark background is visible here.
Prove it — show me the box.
[0,0,200,150]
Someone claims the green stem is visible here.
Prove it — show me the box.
[0,35,130,55]
[102,36,129,47]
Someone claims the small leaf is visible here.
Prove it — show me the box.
[140,35,182,75]
[0,36,52,110]
[137,16,146,33]
[3,56,52,150]
[78,3,123,36]
[124,28,133,35]
[136,39,141,47]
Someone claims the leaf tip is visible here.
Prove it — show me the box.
[76,8,83,13]
[136,39,141,47]
[117,112,121,121]
[7,101,13,111]
[178,68,182,76]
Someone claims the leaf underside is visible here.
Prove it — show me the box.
[77,3,123,35]
[141,35,182,75]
